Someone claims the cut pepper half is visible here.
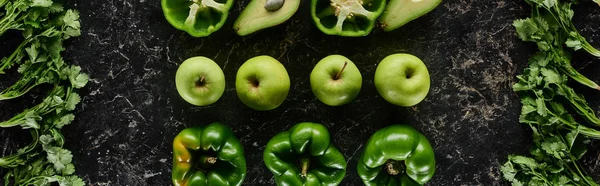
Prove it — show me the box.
[162,0,233,37]
[311,0,385,36]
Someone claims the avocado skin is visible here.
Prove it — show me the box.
[379,0,442,31]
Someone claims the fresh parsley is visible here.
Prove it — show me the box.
[0,0,86,185]
[501,0,600,185]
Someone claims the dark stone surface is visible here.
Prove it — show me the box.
[1,0,600,185]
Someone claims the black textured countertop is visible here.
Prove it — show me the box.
[2,0,600,185]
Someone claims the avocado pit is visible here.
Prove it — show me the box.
[264,0,285,11]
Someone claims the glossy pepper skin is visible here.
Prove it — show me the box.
[264,122,347,186]
[172,122,246,186]
[161,0,233,37]
[310,0,386,36]
[357,125,435,185]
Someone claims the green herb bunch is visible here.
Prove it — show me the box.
[0,0,87,185]
[501,0,600,185]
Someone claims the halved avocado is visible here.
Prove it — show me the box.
[379,0,441,31]
[233,0,301,36]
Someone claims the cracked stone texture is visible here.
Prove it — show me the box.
[1,0,600,185]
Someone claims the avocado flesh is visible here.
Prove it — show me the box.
[379,0,441,31]
[234,0,301,36]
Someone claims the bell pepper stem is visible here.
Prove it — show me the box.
[200,0,226,11]
[334,8,350,32]
[206,156,217,164]
[300,158,310,178]
[199,156,218,167]
[385,160,404,176]
[334,61,348,80]
[316,7,335,18]
[185,0,226,26]
[196,156,218,173]
[185,3,200,26]
[330,0,376,32]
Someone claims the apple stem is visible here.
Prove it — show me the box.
[196,76,206,87]
[334,61,348,80]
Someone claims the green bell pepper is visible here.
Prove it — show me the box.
[357,125,436,185]
[172,122,246,186]
[310,0,386,36]
[263,122,347,186]
[161,0,234,37]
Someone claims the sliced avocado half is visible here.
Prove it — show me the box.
[234,0,301,36]
[379,0,441,31]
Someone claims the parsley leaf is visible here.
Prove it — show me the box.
[67,66,89,88]
[64,93,81,111]
[46,147,73,172]
[31,0,53,7]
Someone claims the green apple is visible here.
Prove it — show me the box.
[175,56,226,106]
[235,55,290,111]
[374,53,430,107]
[310,55,362,106]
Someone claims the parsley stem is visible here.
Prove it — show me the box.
[557,65,600,90]
[0,38,30,73]
[548,110,600,139]
[569,155,597,186]
[582,43,600,57]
